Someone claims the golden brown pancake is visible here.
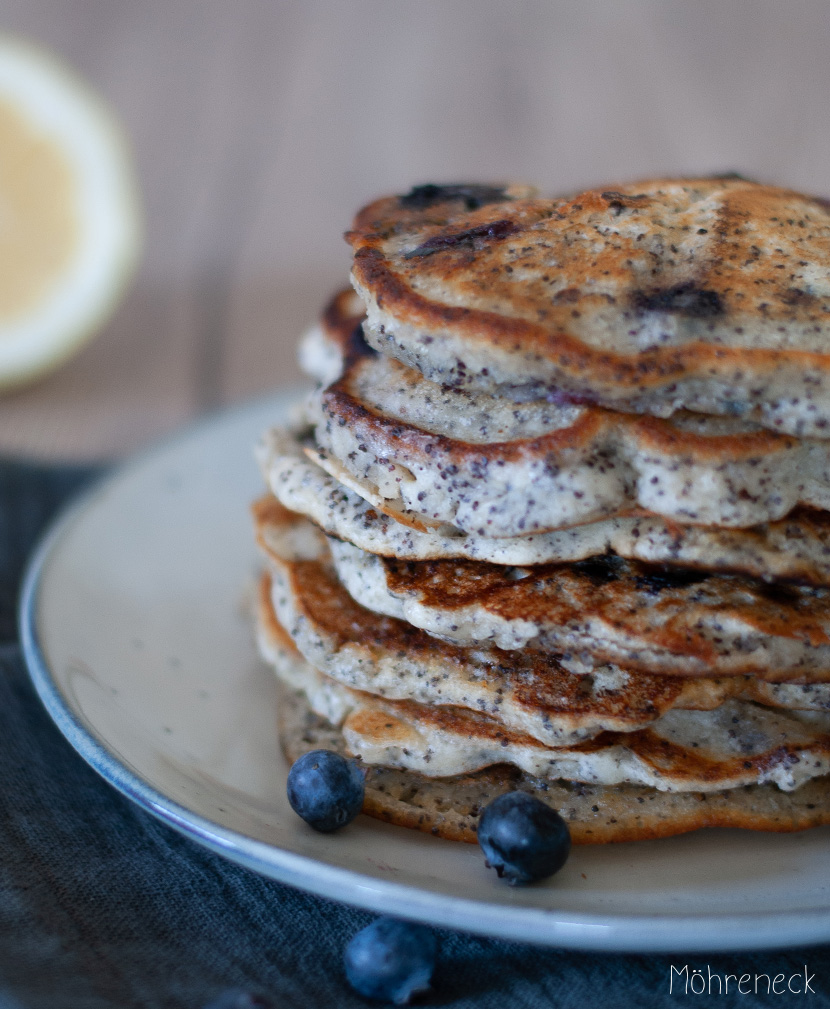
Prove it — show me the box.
[254,507,830,751]
[329,537,830,679]
[256,498,830,685]
[254,548,738,746]
[257,573,830,794]
[348,178,830,438]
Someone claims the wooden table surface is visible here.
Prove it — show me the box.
[3,0,830,459]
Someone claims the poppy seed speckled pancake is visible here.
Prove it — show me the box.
[277,681,830,844]
[300,289,830,533]
[258,426,830,584]
[253,505,830,727]
[256,575,830,793]
[261,596,830,842]
[329,538,830,679]
[252,527,749,747]
[347,177,830,438]
[339,692,830,794]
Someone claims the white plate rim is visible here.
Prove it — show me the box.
[16,395,830,953]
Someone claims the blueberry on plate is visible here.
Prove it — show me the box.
[477,791,571,885]
[286,748,365,832]
[344,917,437,1005]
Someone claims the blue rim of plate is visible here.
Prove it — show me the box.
[16,397,830,953]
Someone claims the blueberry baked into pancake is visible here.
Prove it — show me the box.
[253,178,830,844]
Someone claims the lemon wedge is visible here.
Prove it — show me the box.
[0,37,140,388]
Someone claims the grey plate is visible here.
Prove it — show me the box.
[19,391,830,952]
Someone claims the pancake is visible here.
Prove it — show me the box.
[254,556,738,747]
[302,289,830,534]
[259,577,830,797]
[330,538,830,679]
[348,177,830,439]
[259,426,830,585]
[273,642,830,844]
[257,576,830,794]
[310,332,830,534]
[340,687,830,794]
[254,509,830,732]
[255,532,767,746]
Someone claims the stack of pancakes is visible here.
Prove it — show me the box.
[253,177,830,843]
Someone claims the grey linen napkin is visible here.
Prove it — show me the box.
[1,461,830,1009]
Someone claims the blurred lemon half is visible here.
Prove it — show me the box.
[0,37,140,389]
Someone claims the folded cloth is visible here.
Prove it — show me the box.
[0,461,828,1009]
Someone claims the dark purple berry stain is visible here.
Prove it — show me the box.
[633,566,709,594]
[404,220,519,259]
[570,552,626,584]
[633,282,724,318]
[399,183,508,210]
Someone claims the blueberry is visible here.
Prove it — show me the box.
[287,749,365,832]
[201,990,274,1009]
[477,791,571,885]
[344,917,437,1005]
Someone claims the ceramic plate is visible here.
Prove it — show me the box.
[20,391,830,952]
